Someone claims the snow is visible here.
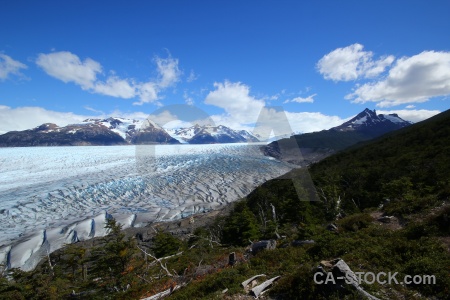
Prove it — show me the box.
[381,114,404,124]
[0,144,293,270]
[353,116,367,125]
[166,125,259,143]
[77,117,145,140]
[166,128,196,143]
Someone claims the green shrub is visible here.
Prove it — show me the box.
[337,213,373,232]
[222,201,260,246]
[152,232,183,258]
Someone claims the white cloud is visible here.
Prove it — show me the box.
[36,51,101,89]
[155,56,181,88]
[135,82,159,105]
[186,70,198,83]
[405,105,415,109]
[36,51,181,105]
[317,43,394,81]
[84,105,104,114]
[0,106,92,134]
[183,90,194,106]
[255,109,344,134]
[208,109,345,135]
[283,94,316,104]
[203,81,345,134]
[93,76,137,98]
[0,53,28,81]
[204,80,265,125]
[377,109,440,123]
[285,111,345,133]
[108,109,149,120]
[346,51,450,107]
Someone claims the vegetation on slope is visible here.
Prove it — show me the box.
[310,109,450,215]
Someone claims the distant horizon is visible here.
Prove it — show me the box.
[0,106,421,137]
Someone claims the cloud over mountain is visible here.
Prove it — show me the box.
[346,51,450,107]
[36,51,181,105]
[318,45,450,108]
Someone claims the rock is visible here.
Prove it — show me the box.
[135,233,143,241]
[251,240,276,255]
[377,216,395,223]
[326,223,338,232]
[291,240,315,247]
[228,252,236,266]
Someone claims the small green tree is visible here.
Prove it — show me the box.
[222,201,260,246]
[89,218,136,288]
[61,244,86,280]
[151,232,183,258]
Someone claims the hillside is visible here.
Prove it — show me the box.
[310,108,450,213]
[0,110,448,299]
[262,108,413,165]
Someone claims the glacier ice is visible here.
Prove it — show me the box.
[0,144,293,270]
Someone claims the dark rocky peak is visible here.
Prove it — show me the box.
[35,123,59,131]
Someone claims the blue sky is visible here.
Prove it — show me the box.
[0,0,449,134]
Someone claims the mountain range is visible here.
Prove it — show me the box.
[262,108,413,165]
[0,117,259,147]
[167,124,260,144]
[0,108,412,148]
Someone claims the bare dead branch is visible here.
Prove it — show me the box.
[137,246,176,277]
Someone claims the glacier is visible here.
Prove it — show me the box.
[0,144,293,271]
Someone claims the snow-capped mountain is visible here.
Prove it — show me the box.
[262,108,414,165]
[0,121,128,147]
[0,117,180,147]
[332,108,413,135]
[0,118,260,146]
[80,117,143,142]
[131,118,180,144]
[167,124,259,144]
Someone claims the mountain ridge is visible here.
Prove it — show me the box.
[0,118,260,147]
[262,108,413,165]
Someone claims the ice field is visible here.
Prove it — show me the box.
[0,144,293,270]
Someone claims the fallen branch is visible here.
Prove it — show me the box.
[241,274,266,289]
[140,283,187,300]
[187,233,221,248]
[46,248,54,274]
[137,246,178,277]
[148,252,183,267]
[137,274,153,284]
[250,276,280,298]
[332,259,380,300]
